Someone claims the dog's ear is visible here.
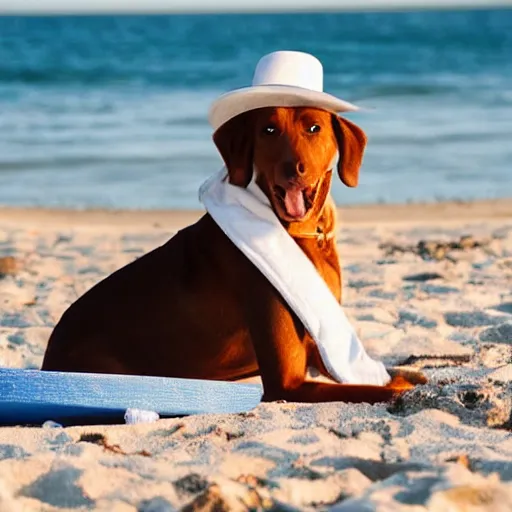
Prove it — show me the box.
[212,112,254,188]
[331,115,367,188]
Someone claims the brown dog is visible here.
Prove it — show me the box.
[42,107,422,403]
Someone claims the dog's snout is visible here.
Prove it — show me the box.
[282,162,296,181]
[282,161,305,181]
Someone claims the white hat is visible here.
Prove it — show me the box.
[208,50,359,131]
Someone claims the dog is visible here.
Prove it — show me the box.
[42,105,424,404]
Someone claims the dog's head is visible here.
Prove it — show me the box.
[213,107,367,223]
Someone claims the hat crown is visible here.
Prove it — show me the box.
[252,51,323,92]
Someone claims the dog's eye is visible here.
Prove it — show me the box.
[308,124,321,134]
[263,124,278,135]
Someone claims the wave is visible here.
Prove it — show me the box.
[356,84,458,99]
[0,154,213,173]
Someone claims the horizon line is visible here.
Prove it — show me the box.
[0,0,511,15]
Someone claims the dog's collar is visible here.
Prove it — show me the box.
[290,228,335,243]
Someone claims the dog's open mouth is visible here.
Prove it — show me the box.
[273,184,316,220]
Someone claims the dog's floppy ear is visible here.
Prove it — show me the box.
[331,115,367,188]
[212,112,254,188]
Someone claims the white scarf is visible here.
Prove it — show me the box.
[199,168,390,386]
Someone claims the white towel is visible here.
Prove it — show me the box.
[199,168,391,386]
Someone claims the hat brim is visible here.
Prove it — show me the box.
[208,85,359,131]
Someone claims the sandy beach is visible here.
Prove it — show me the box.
[0,199,511,511]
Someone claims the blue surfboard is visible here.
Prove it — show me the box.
[0,368,263,426]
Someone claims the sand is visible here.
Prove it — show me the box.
[0,199,511,511]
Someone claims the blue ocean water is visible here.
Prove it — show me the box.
[0,10,511,209]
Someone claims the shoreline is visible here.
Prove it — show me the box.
[0,197,511,229]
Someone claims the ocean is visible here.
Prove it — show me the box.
[0,9,511,210]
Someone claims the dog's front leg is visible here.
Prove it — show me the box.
[243,283,413,405]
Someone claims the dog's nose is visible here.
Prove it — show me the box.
[282,161,305,180]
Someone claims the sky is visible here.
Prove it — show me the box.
[0,0,511,15]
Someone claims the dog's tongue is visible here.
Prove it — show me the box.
[284,188,306,219]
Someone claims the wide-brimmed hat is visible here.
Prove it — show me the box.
[208,50,359,131]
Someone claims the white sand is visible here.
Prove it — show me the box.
[0,201,511,511]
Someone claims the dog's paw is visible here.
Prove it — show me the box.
[387,367,428,386]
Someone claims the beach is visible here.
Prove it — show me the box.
[0,200,511,511]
